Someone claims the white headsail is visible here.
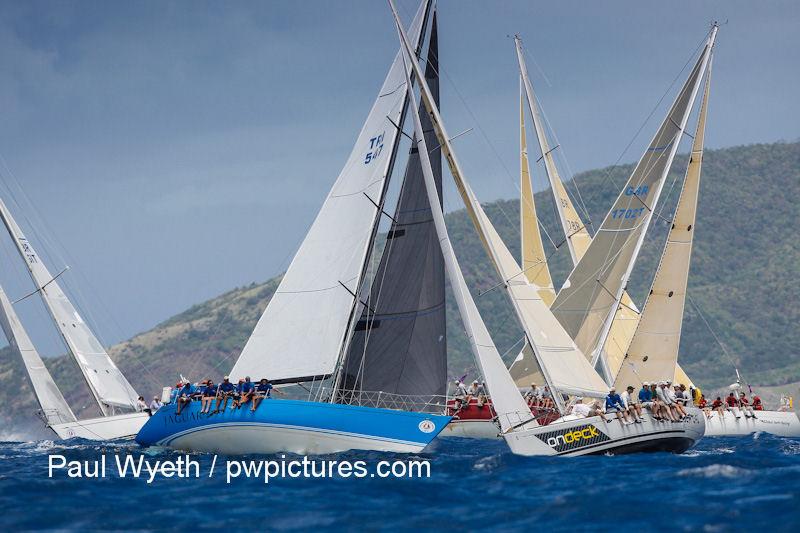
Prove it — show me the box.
[550,30,716,376]
[230,0,432,383]
[0,197,139,414]
[614,57,712,388]
[389,1,609,405]
[394,25,533,432]
[0,285,76,425]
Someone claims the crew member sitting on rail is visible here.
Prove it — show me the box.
[234,377,255,409]
[711,396,725,417]
[468,380,487,408]
[739,392,757,419]
[752,395,763,411]
[571,397,591,418]
[656,382,678,422]
[453,380,469,410]
[200,380,217,414]
[638,382,652,408]
[725,392,741,419]
[605,387,631,425]
[175,380,195,415]
[149,396,163,413]
[524,382,541,407]
[251,378,285,411]
[621,385,644,423]
[213,376,236,413]
[698,394,711,418]
[542,386,554,409]
[588,400,607,421]
[670,383,688,419]
[649,383,667,421]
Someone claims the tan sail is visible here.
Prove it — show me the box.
[519,84,555,305]
[614,59,712,389]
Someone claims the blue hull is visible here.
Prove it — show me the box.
[136,399,450,455]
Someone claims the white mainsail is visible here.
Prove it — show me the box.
[614,58,712,389]
[0,285,76,425]
[230,0,431,383]
[390,1,609,405]
[550,31,716,374]
[395,30,533,432]
[0,197,139,414]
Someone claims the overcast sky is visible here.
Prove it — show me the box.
[0,0,797,355]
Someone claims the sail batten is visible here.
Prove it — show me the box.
[0,197,139,414]
[340,10,446,399]
[391,4,609,404]
[230,0,431,383]
[614,55,712,389]
[551,32,716,374]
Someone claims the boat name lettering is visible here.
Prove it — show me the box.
[535,424,611,453]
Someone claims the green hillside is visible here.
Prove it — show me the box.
[1,141,798,435]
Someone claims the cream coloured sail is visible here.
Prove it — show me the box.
[514,37,592,265]
[614,58,712,389]
[514,35,691,386]
[550,32,715,372]
[391,2,609,405]
[395,26,534,432]
[519,84,555,304]
[0,285,76,425]
[230,0,431,383]
[0,197,139,414]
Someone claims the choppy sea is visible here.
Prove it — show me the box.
[0,432,798,531]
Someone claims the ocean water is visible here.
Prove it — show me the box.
[1,433,798,531]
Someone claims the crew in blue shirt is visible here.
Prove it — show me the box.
[605,387,632,425]
[213,376,236,413]
[251,378,285,412]
[638,382,653,404]
[234,377,255,409]
[175,381,195,415]
[200,380,218,414]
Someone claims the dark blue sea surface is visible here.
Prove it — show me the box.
[0,433,798,531]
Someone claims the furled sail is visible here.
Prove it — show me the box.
[519,83,555,304]
[230,0,432,383]
[394,27,533,431]
[0,285,76,425]
[390,2,609,405]
[0,197,139,414]
[340,11,446,398]
[614,58,712,389]
[550,34,715,371]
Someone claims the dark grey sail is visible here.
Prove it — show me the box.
[340,13,446,403]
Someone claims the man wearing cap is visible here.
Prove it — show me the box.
[467,380,487,408]
[524,382,541,407]
[605,387,632,425]
[571,397,591,418]
[200,380,218,414]
[149,395,163,414]
[621,385,644,423]
[175,380,195,415]
[213,376,236,414]
[656,382,678,421]
[452,380,469,411]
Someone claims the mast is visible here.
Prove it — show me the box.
[329,0,435,399]
[395,32,534,431]
[587,28,717,378]
[0,196,139,415]
[519,77,555,304]
[389,0,609,408]
[515,35,592,265]
[614,53,713,388]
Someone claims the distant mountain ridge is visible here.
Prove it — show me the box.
[1,141,798,435]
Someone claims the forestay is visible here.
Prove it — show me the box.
[550,36,714,365]
[0,197,139,414]
[390,2,609,403]
[0,285,76,425]
[614,58,712,389]
[230,1,431,383]
[340,10,446,399]
[393,18,533,431]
